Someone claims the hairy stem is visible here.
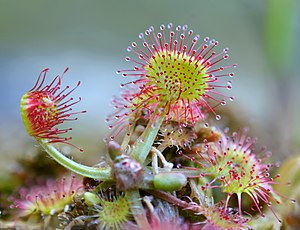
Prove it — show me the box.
[38,139,112,180]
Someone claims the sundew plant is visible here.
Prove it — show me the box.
[12,23,295,229]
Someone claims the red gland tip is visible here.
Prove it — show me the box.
[107,23,237,138]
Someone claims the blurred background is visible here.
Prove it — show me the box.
[0,0,299,173]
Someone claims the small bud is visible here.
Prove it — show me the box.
[154,172,187,191]
[112,155,144,190]
[107,140,121,160]
[84,192,101,206]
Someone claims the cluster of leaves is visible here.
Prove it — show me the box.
[4,122,290,229]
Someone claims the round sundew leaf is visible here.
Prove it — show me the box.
[107,24,236,138]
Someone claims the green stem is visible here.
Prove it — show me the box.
[126,190,151,229]
[131,114,164,163]
[38,139,112,180]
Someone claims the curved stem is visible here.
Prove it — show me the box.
[38,138,112,180]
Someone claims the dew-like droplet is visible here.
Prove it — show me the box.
[221,100,226,106]
[139,33,144,39]
[204,123,209,128]
[127,46,132,52]
[178,128,183,134]
[216,115,221,120]
[267,202,272,206]
[229,96,235,101]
